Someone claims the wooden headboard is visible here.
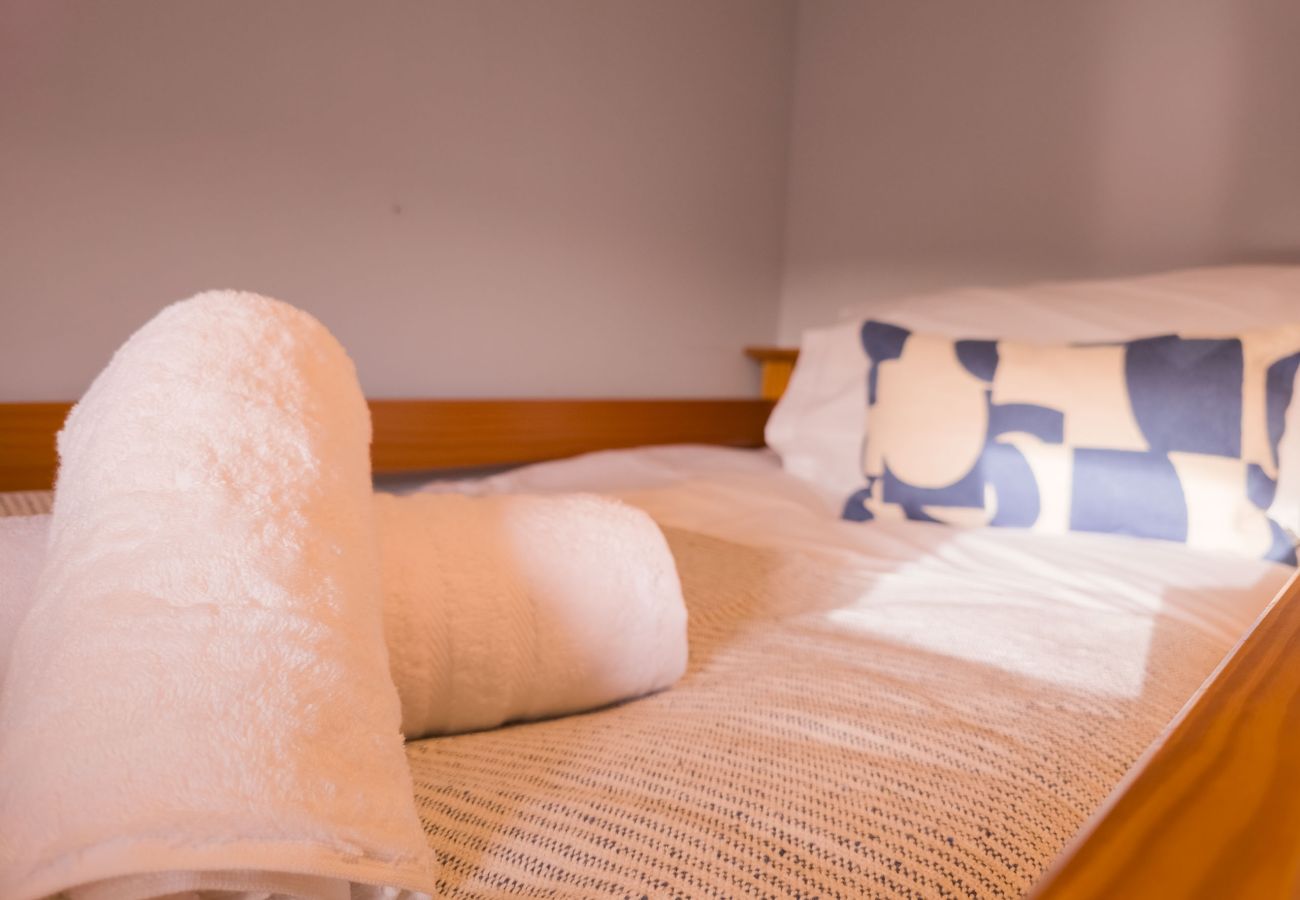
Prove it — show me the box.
[0,346,801,492]
[744,346,800,400]
[0,398,774,492]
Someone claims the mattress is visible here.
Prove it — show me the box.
[402,446,1289,897]
[4,447,1288,896]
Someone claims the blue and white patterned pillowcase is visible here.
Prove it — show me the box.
[842,320,1300,563]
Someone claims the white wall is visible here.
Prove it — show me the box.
[0,0,796,400]
[779,0,1300,341]
[7,1,1300,394]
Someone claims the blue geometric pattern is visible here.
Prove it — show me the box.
[843,321,1300,564]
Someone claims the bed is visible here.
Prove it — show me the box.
[405,445,1297,898]
[2,269,1299,898]
[7,423,1300,900]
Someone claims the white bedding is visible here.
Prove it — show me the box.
[3,445,1288,897]
[402,445,1290,896]
[418,443,1288,669]
[5,442,1285,736]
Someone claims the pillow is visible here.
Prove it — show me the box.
[841,321,1300,562]
[765,320,872,503]
[767,266,1300,527]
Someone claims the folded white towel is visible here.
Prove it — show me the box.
[377,491,687,737]
[0,293,437,900]
[1,493,690,741]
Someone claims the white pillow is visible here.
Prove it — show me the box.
[836,265,1300,340]
[767,266,1300,531]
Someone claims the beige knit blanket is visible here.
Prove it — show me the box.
[0,491,52,517]
[406,527,1232,899]
[0,494,1237,897]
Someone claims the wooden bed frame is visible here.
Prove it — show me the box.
[1,370,1296,896]
[0,398,773,493]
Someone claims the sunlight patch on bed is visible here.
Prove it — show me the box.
[824,553,1160,700]
[827,599,1155,698]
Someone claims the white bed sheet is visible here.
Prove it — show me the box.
[416,444,1291,697]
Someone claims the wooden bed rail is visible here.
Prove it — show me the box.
[1031,569,1300,898]
[0,398,774,491]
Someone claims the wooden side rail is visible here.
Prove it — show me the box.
[0,399,774,491]
[1031,569,1300,898]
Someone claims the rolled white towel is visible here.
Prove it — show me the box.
[377,491,688,737]
[0,493,689,741]
[0,293,436,900]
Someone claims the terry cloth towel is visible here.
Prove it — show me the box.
[0,494,689,741]
[376,491,687,737]
[0,292,437,900]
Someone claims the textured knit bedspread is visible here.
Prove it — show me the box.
[0,493,1264,898]
[405,527,1244,899]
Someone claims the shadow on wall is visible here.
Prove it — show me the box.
[777,0,1300,341]
[1087,0,1300,271]
[1218,0,1300,260]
